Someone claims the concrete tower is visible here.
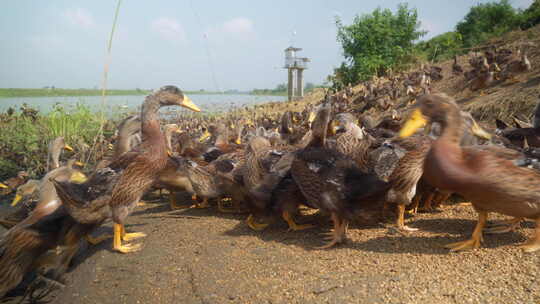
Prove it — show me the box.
[284,46,309,101]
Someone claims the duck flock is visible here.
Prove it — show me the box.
[0,45,537,299]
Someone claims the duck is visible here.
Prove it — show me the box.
[243,136,296,230]
[469,62,500,96]
[399,93,540,252]
[43,167,120,279]
[500,49,531,83]
[452,55,463,75]
[0,171,29,195]
[46,137,76,171]
[96,115,142,169]
[290,103,388,248]
[329,113,374,172]
[0,179,40,229]
[104,86,200,253]
[0,160,88,299]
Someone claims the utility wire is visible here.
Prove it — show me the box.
[189,0,222,93]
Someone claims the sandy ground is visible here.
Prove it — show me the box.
[3,192,539,304]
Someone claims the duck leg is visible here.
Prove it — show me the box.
[120,224,147,241]
[518,217,540,253]
[246,214,269,231]
[283,211,315,231]
[445,211,487,251]
[419,191,436,212]
[484,217,522,234]
[317,213,346,249]
[434,192,451,208]
[406,193,422,215]
[113,223,143,253]
[397,203,418,231]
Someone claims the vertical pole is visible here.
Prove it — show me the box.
[287,68,293,102]
[297,69,304,98]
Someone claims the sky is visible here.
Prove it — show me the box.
[0,0,533,91]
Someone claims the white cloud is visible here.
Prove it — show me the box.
[204,17,256,44]
[222,17,255,36]
[151,17,187,43]
[64,8,95,29]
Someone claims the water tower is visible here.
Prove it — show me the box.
[284,46,310,101]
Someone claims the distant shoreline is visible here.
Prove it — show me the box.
[0,88,263,98]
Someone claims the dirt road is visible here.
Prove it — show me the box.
[2,194,540,304]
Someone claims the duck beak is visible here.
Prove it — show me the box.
[180,95,201,112]
[199,131,211,142]
[471,121,492,140]
[75,161,84,167]
[0,182,7,189]
[108,143,114,150]
[235,138,242,145]
[167,150,173,157]
[329,121,339,135]
[399,108,427,138]
[64,144,74,152]
[11,194,22,206]
[308,111,316,124]
[69,171,87,184]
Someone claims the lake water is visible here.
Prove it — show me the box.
[0,94,286,115]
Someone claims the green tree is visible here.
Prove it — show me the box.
[521,0,540,29]
[456,0,521,48]
[335,3,426,84]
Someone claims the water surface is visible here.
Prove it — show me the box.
[0,94,286,115]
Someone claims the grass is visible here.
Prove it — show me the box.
[0,104,121,179]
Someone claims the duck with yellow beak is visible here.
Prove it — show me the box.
[46,137,78,171]
[398,93,540,252]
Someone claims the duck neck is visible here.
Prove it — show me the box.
[438,106,463,146]
[48,145,61,170]
[141,96,166,152]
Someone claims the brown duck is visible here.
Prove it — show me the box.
[400,93,540,252]
[107,85,200,253]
